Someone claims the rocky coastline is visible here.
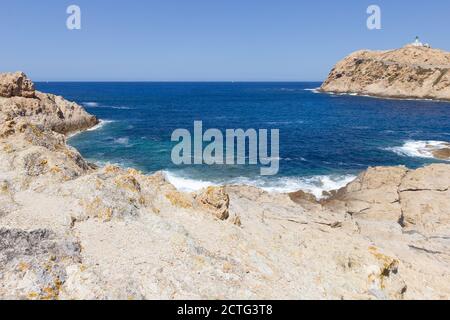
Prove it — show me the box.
[1,72,450,300]
[320,46,450,102]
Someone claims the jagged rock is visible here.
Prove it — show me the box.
[0,72,98,135]
[196,187,230,220]
[321,47,450,101]
[61,166,149,222]
[0,72,35,98]
[0,121,93,191]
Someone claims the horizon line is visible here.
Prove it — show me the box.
[34,80,325,83]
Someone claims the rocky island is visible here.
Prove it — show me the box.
[1,72,450,300]
[320,44,450,101]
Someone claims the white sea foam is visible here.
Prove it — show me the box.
[91,160,124,168]
[387,140,450,160]
[82,102,99,107]
[163,171,216,192]
[86,119,115,132]
[114,137,130,146]
[82,102,133,110]
[163,171,356,199]
[247,175,356,198]
[304,88,320,93]
[324,92,444,102]
[68,120,115,138]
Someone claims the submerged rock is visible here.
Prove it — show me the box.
[432,147,450,160]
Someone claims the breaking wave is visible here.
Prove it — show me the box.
[386,140,450,160]
[68,120,115,138]
[303,88,320,93]
[86,119,115,132]
[163,171,356,199]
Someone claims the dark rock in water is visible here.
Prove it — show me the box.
[432,147,450,160]
[289,190,317,204]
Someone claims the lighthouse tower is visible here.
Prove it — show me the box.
[412,36,423,47]
[407,36,431,48]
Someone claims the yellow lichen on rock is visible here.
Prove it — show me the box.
[49,166,62,174]
[104,165,121,174]
[3,143,14,153]
[114,174,141,193]
[196,186,230,220]
[165,191,193,209]
[16,261,30,272]
[366,246,406,299]
[84,196,113,222]
[127,168,142,176]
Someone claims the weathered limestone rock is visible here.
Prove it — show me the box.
[62,166,149,222]
[325,166,407,222]
[0,228,81,300]
[0,72,35,98]
[399,164,450,192]
[0,72,98,135]
[320,47,450,101]
[400,189,450,234]
[196,186,230,220]
[398,164,450,234]
[0,120,93,192]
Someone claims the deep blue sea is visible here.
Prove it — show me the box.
[35,82,450,197]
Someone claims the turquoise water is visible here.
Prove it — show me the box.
[36,82,450,196]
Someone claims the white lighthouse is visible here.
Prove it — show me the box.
[412,36,423,47]
[409,36,431,48]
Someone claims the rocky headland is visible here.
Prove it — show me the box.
[1,72,450,300]
[320,46,450,101]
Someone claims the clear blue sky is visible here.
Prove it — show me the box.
[1,0,449,81]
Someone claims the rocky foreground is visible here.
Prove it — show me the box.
[1,72,450,300]
[320,46,450,101]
